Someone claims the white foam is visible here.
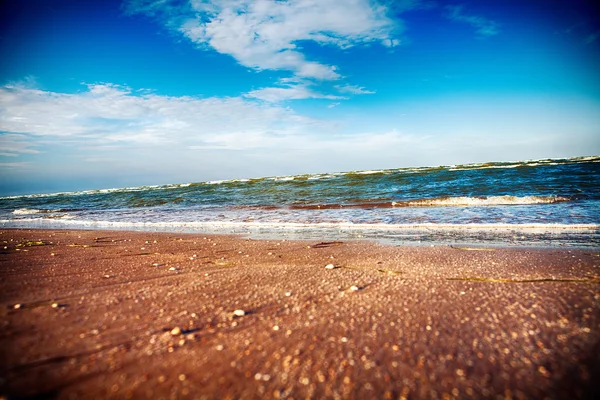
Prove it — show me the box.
[2,218,598,232]
[12,208,43,215]
[396,195,569,207]
[353,169,388,175]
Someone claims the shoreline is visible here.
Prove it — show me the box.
[2,223,599,250]
[1,228,599,399]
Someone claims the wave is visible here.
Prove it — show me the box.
[13,208,45,215]
[268,195,571,210]
[448,155,600,172]
[1,155,598,200]
[207,179,236,185]
[397,195,571,207]
[0,182,197,200]
[10,209,76,220]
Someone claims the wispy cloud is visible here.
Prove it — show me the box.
[0,162,31,168]
[125,0,401,81]
[335,84,376,95]
[585,31,599,44]
[0,133,42,157]
[0,83,328,153]
[445,5,500,37]
[0,81,429,173]
[245,83,345,102]
[189,128,425,153]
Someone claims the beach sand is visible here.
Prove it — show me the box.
[1,229,599,399]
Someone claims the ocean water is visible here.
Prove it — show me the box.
[1,156,599,247]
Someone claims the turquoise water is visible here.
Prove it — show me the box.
[1,156,599,247]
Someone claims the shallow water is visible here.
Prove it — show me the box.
[1,156,599,247]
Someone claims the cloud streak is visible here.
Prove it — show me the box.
[245,83,346,102]
[445,5,500,37]
[0,133,41,157]
[0,83,325,149]
[335,84,376,95]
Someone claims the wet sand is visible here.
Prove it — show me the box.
[1,228,599,399]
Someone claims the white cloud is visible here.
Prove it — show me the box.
[0,162,30,168]
[0,82,429,173]
[245,83,345,102]
[445,5,500,37]
[0,83,329,152]
[0,133,41,156]
[127,0,400,80]
[335,84,376,95]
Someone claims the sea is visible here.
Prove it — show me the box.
[1,156,599,248]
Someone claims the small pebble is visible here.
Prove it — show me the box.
[169,267,177,271]
[349,285,360,291]
[13,303,22,310]
[285,292,292,297]
[215,344,224,351]
[51,302,59,308]
[233,309,245,317]
[170,327,182,336]
[50,253,56,256]
[273,325,280,331]
[152,263,163,267]
[325,263,337,270]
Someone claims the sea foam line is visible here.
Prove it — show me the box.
[2,218,598,232]
[398,195,570,207]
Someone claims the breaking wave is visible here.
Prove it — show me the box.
[397,195,571,207]
[282,195,571,210]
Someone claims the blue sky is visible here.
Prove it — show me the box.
[1,0,599,195]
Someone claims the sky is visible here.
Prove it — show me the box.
[0,0,599,195]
